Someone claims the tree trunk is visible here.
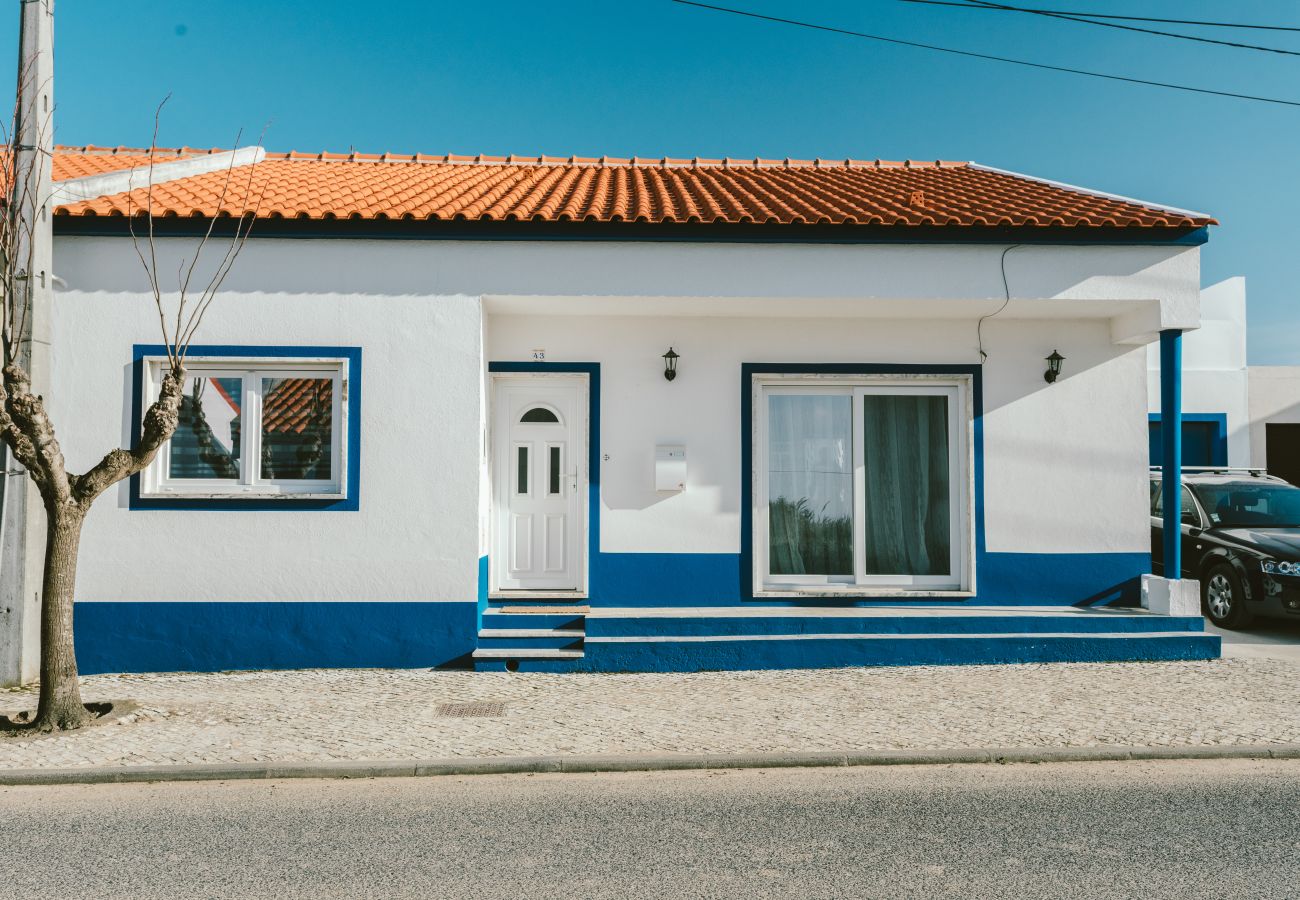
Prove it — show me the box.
[32,505,92,731]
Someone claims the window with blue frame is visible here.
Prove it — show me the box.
[1148,415,1227,468]
[755,375,971,593]
[139,355,351,500]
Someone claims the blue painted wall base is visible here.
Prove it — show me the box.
[75,601,478,674]
[579,551,1149,607]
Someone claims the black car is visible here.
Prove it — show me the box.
[1151,470,1300,628]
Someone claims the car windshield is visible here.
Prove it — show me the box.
[1194,483,1300,528]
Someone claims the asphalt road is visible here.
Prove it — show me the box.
[2,759,1297,899]
[1211,614,1300,663]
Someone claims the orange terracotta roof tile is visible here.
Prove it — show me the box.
[52,150,1217,229]
[51,145,225,182]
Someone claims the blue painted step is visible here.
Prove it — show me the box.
[480,612,585,630]
[472,607,1218,673]
[473,656,585,673]
[576,631,1219,672]
[586,611,1206,638]
[470,631,1218,674]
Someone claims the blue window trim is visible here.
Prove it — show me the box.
[740,363,985,599]
[487,362,600,593]
[1147,412,1228,468]
[129,344,362,511]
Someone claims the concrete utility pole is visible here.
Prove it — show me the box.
[0,0,55,686]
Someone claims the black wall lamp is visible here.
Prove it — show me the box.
[663,347,679,382]
[1044,349,1065,384]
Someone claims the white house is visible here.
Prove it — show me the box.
[0,146,1220,677]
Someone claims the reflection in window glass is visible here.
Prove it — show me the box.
[170,376,242,479]
[1196,483,1300,528]
[260,378,333,481]
[768,394,853,575]
[862,394,950,576]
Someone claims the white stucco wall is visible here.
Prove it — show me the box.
[1146,276,1250,465]
[46,233,1198,604]
[56,236,1198,320]
[50,240,485,603]
[487,314,1148,557]
[1248,366,1300,469]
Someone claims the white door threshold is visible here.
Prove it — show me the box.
[489,592,588,601]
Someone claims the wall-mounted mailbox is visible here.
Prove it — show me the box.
[655,445,686,492]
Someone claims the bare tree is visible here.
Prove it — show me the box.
[0,86,264,731]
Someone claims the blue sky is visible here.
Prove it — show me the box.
[7,1,1298,361]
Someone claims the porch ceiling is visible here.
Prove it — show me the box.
[482,294,1168,344]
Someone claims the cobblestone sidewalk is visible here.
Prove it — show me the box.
[2,658,1298,770]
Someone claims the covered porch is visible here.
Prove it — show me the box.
[474,289,1213,671]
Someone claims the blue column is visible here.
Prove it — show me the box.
[1159,329,1182,577]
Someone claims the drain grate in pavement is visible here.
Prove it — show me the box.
[437,701,506,718]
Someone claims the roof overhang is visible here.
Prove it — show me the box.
[51,216,1210,247]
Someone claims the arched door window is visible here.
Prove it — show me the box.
[520,406,561,424]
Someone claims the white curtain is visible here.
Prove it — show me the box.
[767,394,853,575]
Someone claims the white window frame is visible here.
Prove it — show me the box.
[139,355,349,500]
[752,373,974,597]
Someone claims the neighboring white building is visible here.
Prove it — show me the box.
[1144,276,1300,486]
[1146,277,1250,467]
[1249,366,1300,485]
[0,146,1220,678]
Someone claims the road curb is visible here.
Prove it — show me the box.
[2,743,1299,786]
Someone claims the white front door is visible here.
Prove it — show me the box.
[492,376,587,592]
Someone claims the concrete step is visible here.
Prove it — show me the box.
[481,611,586,630]
[472,647,585,658]
[472,646,586,672]
[488,601,590,612]
[472,657,587,673]
[476,628,585,650]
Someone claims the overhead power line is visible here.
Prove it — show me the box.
[670,0,1300,108]
[946,0,1300,56]
[896,0,1300,33]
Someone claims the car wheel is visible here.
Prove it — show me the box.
[1202,563,1254,629]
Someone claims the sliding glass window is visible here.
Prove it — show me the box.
[757,378,968,593]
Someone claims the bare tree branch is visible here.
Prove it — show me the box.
[175,126,245,335]
[126,94,174,369]
[177,129,269,357]
[71,365,185,504]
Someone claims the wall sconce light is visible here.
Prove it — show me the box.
[663,347,679,382]
[1044,349,1065,384]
